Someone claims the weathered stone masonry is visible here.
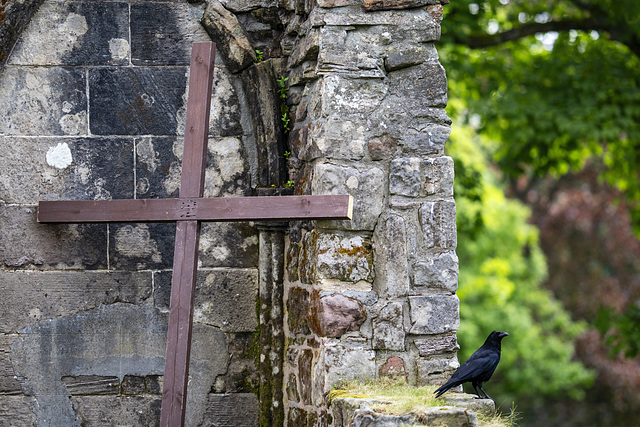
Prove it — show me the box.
[0,0,457,426]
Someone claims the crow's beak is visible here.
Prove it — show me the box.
[501,332,509,338]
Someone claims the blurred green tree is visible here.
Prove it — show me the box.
[447,124,595,409]
[440,0,640,370]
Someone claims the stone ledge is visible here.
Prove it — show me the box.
[331,392,495,426]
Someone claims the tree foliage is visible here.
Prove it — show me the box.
[448,125,595,407]
[441,0,640,234]
[441,0,640,363]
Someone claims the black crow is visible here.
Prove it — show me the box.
[434,330,508,400]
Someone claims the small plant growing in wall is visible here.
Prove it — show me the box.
[255,49,264,63]
[277,76,291,132]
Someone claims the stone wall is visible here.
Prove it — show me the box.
[0,0,457,426]
[0,1,261,425]
[278,1,459,424]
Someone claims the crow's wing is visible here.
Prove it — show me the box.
[448,347,500,383]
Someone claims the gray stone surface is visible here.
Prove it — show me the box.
[201,0,257,73]
[0,396,38,426]
[0,137,134,204]
[199,393,259,427]
[0,270,151,333]
[413,251,459,293]
[321,341,376,396]
[414,334,460,356]
[9,1,129,66]
[372,302,405,351]
[155,268,258,333]
[131,2,210,66]
[89,67,188,136]
[0,67,86,136]
[71,396,161,427]
[419,200,457,250]
[0,205,107,269]
[373,213,410,298]
[409,295,460,334]
[316,233,374,283]
[313,163,385,231]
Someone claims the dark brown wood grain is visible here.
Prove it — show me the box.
[38,195,353,223]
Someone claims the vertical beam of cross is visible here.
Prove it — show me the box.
[160,42,216,427]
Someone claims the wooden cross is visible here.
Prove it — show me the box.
[37,42,352,426]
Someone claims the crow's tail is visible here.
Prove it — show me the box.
[434,381,457,398]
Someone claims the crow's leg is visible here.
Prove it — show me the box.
[478,384,492,400]
[471,383,484,399]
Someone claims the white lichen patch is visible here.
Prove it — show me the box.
[59,112,86,135]
[136,138,159,172]
[108,38,129,62]
[46,143,73,169]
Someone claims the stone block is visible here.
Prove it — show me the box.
[384,44,439,71]
[413,251,458,292]
[155,269,258,332]
[363,0,441,11]
[0,67,86,136]
[372,302,405,351]
[389,158,422,197]
[316,233,374,283]
[71,396,161,427]
[388,61,447,110]
[121,375,146,395]
[419,200,457,250]
[61,375,120,395]
[350,404,477,427]
[313,163,385,231]
[389,156,454,198]
[199,393,259,427]
[201,0,256,73]
[89,67,188,136]
[109,223,176,270]
[308,292,366,338]
[0,396,38,426]
[408,295,459,334]
[320,74,388,119]
[379,356,406,380]
[212,333,258,393]
[373,213,410,298]
[309,118,367,160]
[299,349,314,405]
[9,1,129,66]
[441,393,496,416]
[310,5,439,31]
[0,205,107,269]
[131,2,210,66]
[423,156,454,196]
[288,28,319,68]
[416,355,459,386]
[414,334,460,356]
[199,222,259,268]
[0,137,134,204]
[322,341,376,390]
[193,268,259,332]
[287,287,311,335]
[0,271,151,333]
[0,335,22,394]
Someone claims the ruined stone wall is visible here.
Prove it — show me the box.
[0,0,458,426]
[0,1,262,425]
[280,0,459,424]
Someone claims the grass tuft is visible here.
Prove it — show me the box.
[330,378,519,426]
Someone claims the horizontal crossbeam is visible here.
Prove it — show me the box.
[37,195,353,223]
